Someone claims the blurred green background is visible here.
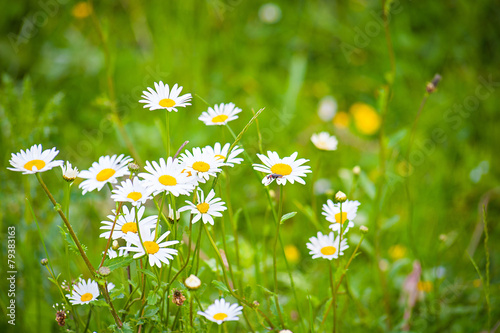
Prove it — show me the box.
[0,0,498,332]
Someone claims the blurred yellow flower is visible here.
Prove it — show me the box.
[284,245,300,264]
[350,102,381,135]
[72,2,92,19]
[333,111,350,128]
[417,281,433,293]
[388,244,407,260]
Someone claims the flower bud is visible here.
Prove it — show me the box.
[98,266,111,277]
[61,162,79,182]
[360,225,368,234]
[335,191,347,203]
[128,162,140,173]
[112,240,120,251]
[41,258,49,266]
[352,165,361,175]
[184,274,201,290]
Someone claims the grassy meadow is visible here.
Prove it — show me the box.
[0,0,499,332]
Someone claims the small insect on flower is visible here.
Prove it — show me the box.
[263,173,283,186]
[8,144,63,174]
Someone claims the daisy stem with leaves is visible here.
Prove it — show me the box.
[34,173,123,327]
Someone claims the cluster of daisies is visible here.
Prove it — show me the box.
[7,81,330,327]
[306,192,361,261]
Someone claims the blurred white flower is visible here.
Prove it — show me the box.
[311,132,338,151]
[258,3,282,24]
[317,96,337,122]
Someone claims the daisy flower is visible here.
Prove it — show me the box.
[198,102,242,126]
[111,177,153,206]
[106,248,128,259]
[66,279,99,305]
[306,231,349,260]
[8,144,63,174]
[178,189,226,225]
[253,151,311,186]
[179,147,224,183]
[139,81,191,112]
[99,206,157,240]
[322,199,360,233]
[139,157,196,196]
[197,298,243,325]
[311,132,338,151]
[203,143,244,167]
[122,228,179,268]
[79,154,132,195]
[61,161,79,182]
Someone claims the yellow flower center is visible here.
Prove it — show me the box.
[159,98,176,108]
[143,241,160,254]
[270,163,292,176]
[196,202,210,214]
[127,191,142,201]
[215,154,225,160]
[320,246,337,256]
[192,161,210,172]
[121,222,138,234]
[334,212,348,224]
[24,159,46,171]
[212,114,229,123]
[96,168,116,182]
[159,175,177,186]
[80,293,93,302]
[213,312,228,321]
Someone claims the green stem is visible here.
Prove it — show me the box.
[100,202,124,268]
[272,186,285,328]
[166,111,171,157]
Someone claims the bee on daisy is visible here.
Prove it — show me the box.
[198,102,242,126]
[203,142,244,167]
[99,206,157,241]
[139,157,196,196]
[8,144,63,174]
[306,231,349,260]
[122,228,179,268]
[253,151,311,186]
[78,154,132,195]
[322,199,360,233]
[311,131,338,151]
[139,81,192,112]
[111,177,153,206]
[178,188,227,225]
[197,298,243,325]
[179,147,224,183]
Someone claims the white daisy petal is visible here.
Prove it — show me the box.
[198,102,242,126]
[78,154,132,195]
[197,298,243,325]
[178,188,226,225]
[8,144,63,174]
[306,231,349,260]
[139,81,192,112]
[66,279,100,305]
[252,151,311,186]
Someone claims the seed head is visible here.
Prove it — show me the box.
[172,289,186,306]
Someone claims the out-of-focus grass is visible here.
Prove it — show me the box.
[0,0,499,332]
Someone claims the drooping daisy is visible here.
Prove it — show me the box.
[198,298,243,325]
[311,132,338,151]
[100,205,157,240]
[306,231,349,260]
[179,147,224,183]
[203,143,244,167]
[61,161,79,182]
[79,154,132,195]
[139,81,192,112]
[66,279,99,305]
[253,151,311,186]
[139,157,196,196]
[322,199,360,233]
[179,189,227,225]
[8,144,63,174]
[106,248,128,259]
[111,177,153,206]
[122,228,179,268]
[198,102,242,126]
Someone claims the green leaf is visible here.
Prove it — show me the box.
[244,285,253,300]
[144,305,159,318]
[280,212,297,224]
[103,256,135,272]
[212,280,229,293]
[92,299,109,307]
[147,291,159,305]
[137,268,158,282]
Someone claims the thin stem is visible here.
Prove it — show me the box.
[273,186,285,328]
[483,206,491,330]
[155,193,167,240]
[100,202,124,268]
[330,264,336,333]
[166,111,171,157]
